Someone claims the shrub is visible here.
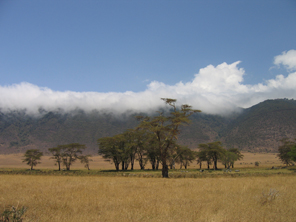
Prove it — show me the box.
[0,205,27,222]
[255,161,259,167]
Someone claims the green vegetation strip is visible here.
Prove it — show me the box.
[0,167,295,178]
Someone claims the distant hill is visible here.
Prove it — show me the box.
[0,99,296,154]
[220,99,296,152]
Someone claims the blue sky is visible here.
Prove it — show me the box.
[0,1,296,115]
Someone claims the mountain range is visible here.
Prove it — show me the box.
[0,98,296,154]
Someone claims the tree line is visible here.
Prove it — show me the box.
[98,98,244,177]
[22,143,92,171]
[22,98,244,177]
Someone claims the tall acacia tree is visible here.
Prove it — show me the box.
[22,149,43,170]
[138,98,201,178]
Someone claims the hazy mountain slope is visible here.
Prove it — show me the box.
[221,99,296,152]
[0,99,296,154]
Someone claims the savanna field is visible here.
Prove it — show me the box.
[0,153,295,222]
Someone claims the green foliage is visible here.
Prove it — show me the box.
[278,138,296,165]
[0,205,27,222]
[79,155,93,170]
[198,141,225,170]
[48,146,63,171]
[175,146,196,169]
[227,148,244,168]
[221,151,238,169]
[48,144,87,170]
[98,98,200,177]
[137,98,200,177]
[59,143,86,170]
[22,149,43,170]
[288,145,296,162]
[255,161,259,167]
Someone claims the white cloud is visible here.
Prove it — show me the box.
[274,49,296,71]
[1,50,296,116]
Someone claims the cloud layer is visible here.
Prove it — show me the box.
[1,50,296,116]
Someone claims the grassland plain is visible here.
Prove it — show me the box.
[1,175,296,222]
[0,152,294,221]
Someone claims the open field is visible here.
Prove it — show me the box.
[0,152,282,170]
[1,174,295,222]
[0,152,294,221]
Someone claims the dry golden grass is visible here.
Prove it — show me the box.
[0,152,282,170]
[0,174,295,222]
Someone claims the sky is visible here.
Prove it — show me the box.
[0,0,296,115]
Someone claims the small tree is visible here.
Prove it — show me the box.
[48,146,63,171]
[228,148,244,168]
[221,151,238,169]
[199,141,225,170]
[22,149,43,170]
[255,161,260,167]
[79,155,93,170]
[98,135,125,171]
[60,143,86,170]
[175,146,196,169]
[278,138,295,166]
[196,149,209,169]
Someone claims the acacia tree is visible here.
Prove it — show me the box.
[146,138,161,170]
[48,146,63,171]
[176,146,196,169]
[98,134,126,171]
[22,149,43,170]
[278,138,295,166]
[138,98,201,178]
[79,155,93,170]
[199,141,225,170]
[134,129,150,170]
[197,147,212,169]
[60,143,86,170]
[228,148,244,168]
[220,151,238,169]
[123,129,138,170]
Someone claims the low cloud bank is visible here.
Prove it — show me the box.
[1,50,296,116]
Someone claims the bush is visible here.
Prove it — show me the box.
[255,161,260,167]
[0,206,27,222]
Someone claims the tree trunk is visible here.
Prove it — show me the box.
[115,163,119,171]
[58,162,61,171]
[130,161,134,170]
[162,164,169,178]
[156,160,159,170]
[161,155,169,178]
[214,160,218,170]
